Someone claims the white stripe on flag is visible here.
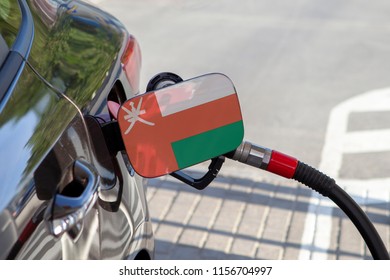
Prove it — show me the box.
[154,73,235,117]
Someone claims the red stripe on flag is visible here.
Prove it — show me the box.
[119,93,243,177]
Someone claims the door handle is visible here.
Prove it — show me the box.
[45,159,99,237]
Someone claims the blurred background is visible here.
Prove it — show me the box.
[91,0,390,259]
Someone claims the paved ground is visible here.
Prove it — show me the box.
[91,0,390,259]
[145,165,389,260]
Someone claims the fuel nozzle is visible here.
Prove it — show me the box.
[228,141,271,169]
[227,141,298,179]
[226,140,389,260]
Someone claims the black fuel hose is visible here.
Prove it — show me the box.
[293,161,389,260]
[228,141,390,260]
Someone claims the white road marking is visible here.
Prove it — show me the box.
[343,129,390,153]
[85,0,104,5]
[299,87,390,259]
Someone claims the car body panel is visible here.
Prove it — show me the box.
[27,0,126,112]
[0,62,82,259]
[0,0,154,259]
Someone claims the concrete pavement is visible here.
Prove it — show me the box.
[146,165,390,260]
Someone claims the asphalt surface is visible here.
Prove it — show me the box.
[92,0,390,259]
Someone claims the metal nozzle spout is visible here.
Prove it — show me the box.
[227,141,272,170]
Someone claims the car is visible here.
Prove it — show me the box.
[0,0,154,259]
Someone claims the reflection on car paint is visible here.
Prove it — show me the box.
[0,0,154,260]
[28,0,125,111]
[0,65,78,212]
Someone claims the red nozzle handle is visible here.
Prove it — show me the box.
[266,150,298,179]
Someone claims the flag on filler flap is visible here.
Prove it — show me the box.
[117,74,244,178]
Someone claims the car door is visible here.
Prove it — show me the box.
[1,0,153,260]
[0,0,106,259]
[0,58,104,260]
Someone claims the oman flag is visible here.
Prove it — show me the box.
[117,73,244,178]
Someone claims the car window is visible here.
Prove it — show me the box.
[0,0,22,48]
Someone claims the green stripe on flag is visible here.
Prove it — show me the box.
[172,121,244,169]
